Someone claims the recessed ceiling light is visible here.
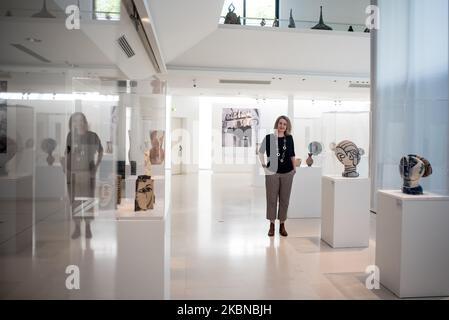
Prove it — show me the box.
[26,37,42,43]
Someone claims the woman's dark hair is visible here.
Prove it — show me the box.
[68,112,88,131]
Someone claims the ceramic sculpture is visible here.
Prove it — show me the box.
[32,0,55,18]
[306,154,314,167]
[260,18,266,26]
[288,9,296,28]
[306,141,323,167]
[311,6,333,30]
[399,154,432,195]
[134,175,155,211]
[41,138,57,166]
[224,3,241,25]
[272,18,279,27]
[333,140,362,178]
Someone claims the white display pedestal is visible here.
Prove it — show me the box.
[115,203,165,299]
[376,190,449,298]
[289,166,322,218]
[0,174,33,253]
[321,175,370,248]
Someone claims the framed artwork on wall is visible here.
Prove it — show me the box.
[222,108,260,148]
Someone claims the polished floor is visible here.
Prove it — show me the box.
[1,172,445,299]
[170,172,396,300]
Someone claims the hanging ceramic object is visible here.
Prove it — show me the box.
[32,0,56,18]
[333,140,362,178]
[260,18,266,27]
[348,25,354,32]
[224,3,241,25]
[311,6,332,30]
[399,155,432,195]
[288,9,296,28]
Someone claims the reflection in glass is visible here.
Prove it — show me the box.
[65,112,103,239]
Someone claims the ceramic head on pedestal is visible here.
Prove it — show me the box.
[41,138,57,166]
[134,175,155,211]
[399,154,432,195]
[333,140,362,178]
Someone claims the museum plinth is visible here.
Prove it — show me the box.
[376,190,449,298]
[289,166,322,218]
[321,175,370,248]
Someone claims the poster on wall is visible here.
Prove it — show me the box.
[222,108,260,148]
[0,81,7,154]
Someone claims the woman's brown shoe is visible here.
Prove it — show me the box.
[279,223,288,237]
[268,223,275,237]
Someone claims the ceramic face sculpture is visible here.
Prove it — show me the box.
[134,175,155,211]
[41,138,57,166]
[399,155,432,195]
[334,140,362,178]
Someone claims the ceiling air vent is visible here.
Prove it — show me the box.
[117,35,135,58]
[219,79,271,85]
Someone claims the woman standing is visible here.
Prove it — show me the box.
[65,112,103,239]
[259,116,296,237]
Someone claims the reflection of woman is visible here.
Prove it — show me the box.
[65,112,103,239]
[259,116,296,237]
[149,131,165,165]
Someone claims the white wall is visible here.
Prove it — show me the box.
[280,0,371,29]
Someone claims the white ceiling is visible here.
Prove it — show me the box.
[161,24,370,100]
[146,0,225,63]
[0,17,114,68]
[0,1,158,80]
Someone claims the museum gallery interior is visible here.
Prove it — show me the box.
[0,0,448,300]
